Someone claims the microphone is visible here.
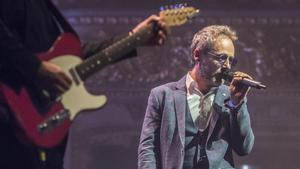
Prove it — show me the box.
[222,69,267,90]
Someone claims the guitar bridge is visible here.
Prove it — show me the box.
[37,109,70,134]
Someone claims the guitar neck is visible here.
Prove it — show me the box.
[74,5,199,81]
[75,24,156,81]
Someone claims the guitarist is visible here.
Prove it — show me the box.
[0,0,168,169]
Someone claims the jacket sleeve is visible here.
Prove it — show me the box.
[138,89,162,169]
[0,19,41,83]
[228,100,255,156]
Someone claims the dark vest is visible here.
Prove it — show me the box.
[183,106,209,169]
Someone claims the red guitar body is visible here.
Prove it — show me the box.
[1,33,81,148]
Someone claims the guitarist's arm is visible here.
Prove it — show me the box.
[0,19,71,95]
[0,19,42,84]
[81,15,167,60]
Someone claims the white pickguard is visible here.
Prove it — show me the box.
[50,55,107,120]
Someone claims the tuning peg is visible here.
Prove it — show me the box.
[174,4,181,9]
[159,5,170,11]
[178,4,184,8]
[160,6,165,11]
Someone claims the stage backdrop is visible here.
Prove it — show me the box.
[54,0,300,169]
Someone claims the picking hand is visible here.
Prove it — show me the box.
[36,61,72,99]
[131,15,169,45]
[229,71,252,106]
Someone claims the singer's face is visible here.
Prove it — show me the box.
[200,35,235,86]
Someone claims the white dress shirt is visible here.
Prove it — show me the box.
[186,72,216,131]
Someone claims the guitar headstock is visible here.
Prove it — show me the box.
[159,4,200,27]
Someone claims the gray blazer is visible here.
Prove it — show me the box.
[138,76,254,169]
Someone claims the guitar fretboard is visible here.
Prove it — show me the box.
[75,24,156,81]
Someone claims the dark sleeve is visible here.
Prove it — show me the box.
[81,33,137,62]
[228,99,255,156]
[0,19,41,83]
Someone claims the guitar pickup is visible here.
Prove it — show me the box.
[37,109,70,134]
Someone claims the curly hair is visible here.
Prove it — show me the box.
[190,25,237,64]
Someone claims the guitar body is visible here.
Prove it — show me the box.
[1,33,107,148]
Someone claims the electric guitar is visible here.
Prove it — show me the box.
[1,6,199,148]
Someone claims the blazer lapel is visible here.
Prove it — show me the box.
[173,77,231,145]
[207,85,230,141]
[173,76,187,146]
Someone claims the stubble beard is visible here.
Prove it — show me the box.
[200,66,223,87]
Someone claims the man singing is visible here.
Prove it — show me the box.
[138,25,254,169]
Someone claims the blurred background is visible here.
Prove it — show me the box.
[53,0,300,169]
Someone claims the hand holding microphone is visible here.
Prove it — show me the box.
[221,69,267,106]
[222,69,267,90]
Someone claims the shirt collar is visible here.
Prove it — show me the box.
[186,72,201,96]
[186,72,217,97]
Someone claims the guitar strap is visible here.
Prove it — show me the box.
[45,0,79,38]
